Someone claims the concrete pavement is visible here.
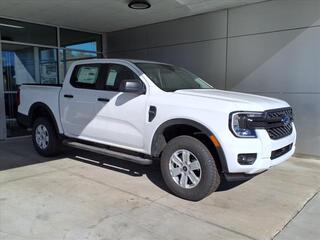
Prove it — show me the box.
[275,192,320,240]
[0,137,319,240]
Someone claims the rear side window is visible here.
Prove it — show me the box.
[71,64,101,89]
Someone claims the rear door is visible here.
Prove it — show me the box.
[60,63,102,137]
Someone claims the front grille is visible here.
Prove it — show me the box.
[265,108,293,140]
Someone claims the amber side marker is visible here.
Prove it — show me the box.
[210,135,221,148]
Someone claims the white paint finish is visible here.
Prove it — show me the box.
[19,58,296,174]
[60,86,103,137]
[18,85,64,134]
[79,92,148,149]
[60,61,150,150]
[0,0,265,32]
[229,0,320,37]
[227,26,320,93]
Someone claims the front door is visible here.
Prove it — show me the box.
[90,63,148,151]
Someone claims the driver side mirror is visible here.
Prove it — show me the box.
[119,79,145,94]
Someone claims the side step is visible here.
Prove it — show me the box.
[64,141,153,165]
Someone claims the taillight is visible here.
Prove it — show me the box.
[16,87,20,106]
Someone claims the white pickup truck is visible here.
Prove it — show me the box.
[17,59,296,201]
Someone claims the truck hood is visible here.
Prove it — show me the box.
[174,89,289,111]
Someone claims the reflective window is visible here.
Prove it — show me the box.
[62,49,98,60]
[103,64,139,91]
[60,28,102,52]
[2,44,58,90]
[136,63,212,92]
[0,18,103,138]
[70,64,101,89]
[77,66,99,84]
[59,49,102,82]
[2,44,59,137]
[0,17,57,46]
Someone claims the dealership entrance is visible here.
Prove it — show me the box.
[0,18,103,140]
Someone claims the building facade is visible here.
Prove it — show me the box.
[0,17,102,139]
[107,0,320,157]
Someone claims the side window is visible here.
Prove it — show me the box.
[71,64,100,89]
[103,64,140,91]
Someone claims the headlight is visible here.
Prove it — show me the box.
[229,112,263,138]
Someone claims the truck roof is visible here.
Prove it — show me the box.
[72,58,172,66]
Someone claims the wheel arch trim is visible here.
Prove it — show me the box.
[28,102,62,134]
[151,118,229,173]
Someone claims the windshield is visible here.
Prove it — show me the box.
[135,63,213,92]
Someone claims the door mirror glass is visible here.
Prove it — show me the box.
[119,79,145,94]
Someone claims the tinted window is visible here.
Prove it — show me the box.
[0,18,57,46]
[136,63,212,92]
[71,64,100,89]
[103,64,139,91]
[60,28,102,52]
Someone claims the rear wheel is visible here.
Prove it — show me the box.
[160,135,220,201]
[32,117,61,157]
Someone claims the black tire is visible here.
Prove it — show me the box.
[160,135,220,201]
[32,117,61,157]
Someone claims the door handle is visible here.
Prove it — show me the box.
[64,94,74,98]
[97,98,110,102]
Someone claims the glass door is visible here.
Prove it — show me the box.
[2,43,58,137]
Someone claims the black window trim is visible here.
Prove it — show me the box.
[96,63,146,93]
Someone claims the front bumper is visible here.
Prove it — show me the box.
[222,123,296,175]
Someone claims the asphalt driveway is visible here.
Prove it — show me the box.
[0,138,319,240]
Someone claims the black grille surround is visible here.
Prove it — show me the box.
[265,108,293,140]
[243,107,294,140]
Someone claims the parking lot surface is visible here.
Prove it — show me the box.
[0,138,319,240]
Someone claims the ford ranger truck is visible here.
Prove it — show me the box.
[17,59,296,201]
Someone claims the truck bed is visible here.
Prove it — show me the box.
[18,84,63,133]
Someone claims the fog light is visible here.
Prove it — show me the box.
[238,154,257,165]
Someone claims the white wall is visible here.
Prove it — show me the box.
[106,0,320,157]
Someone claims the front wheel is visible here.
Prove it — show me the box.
[160,135,220,201]
[32,117,61,157]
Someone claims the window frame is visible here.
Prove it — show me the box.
[70,63,102,90]
[97,63,146,93]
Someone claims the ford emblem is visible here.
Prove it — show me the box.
[281,115,291,126]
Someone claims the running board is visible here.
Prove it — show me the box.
[64,141,153,165]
